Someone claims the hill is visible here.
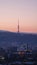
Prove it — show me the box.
[0,30,37,49]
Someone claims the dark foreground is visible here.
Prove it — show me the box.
[0,49,37,65]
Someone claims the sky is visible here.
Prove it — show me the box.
[0,0,37,33]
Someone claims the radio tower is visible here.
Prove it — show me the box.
[18,19,19,33]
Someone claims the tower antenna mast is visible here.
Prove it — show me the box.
[18,19,19,33]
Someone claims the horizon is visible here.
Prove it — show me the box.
[0,30,37,34]
[0,0,37,33]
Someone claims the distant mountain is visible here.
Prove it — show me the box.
[0,30,37,49]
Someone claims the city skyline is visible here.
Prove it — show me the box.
[0,0,37,33]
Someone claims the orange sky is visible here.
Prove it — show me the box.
[0,0,37,33]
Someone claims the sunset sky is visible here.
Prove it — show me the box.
[0,0,37,33]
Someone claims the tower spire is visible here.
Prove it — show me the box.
[18,19,19,33]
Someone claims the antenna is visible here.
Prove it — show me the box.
[18,19,19,33]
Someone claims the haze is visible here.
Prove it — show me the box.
[0,0,37,33]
